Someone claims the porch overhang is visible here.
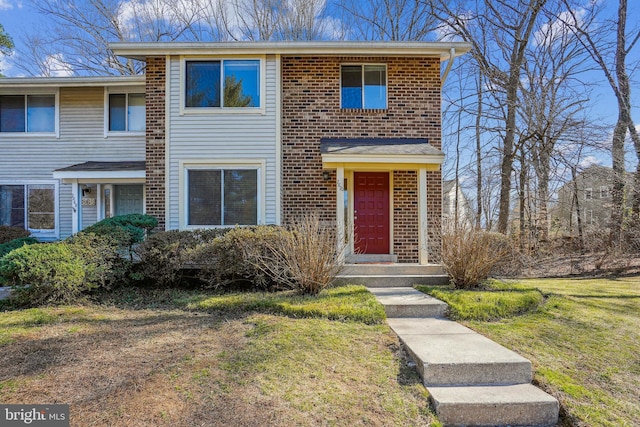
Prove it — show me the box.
[53,161,146,183]
[320,138,444,170]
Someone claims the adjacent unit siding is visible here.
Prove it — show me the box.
[166,55,279,230]
[281,56,443,262]
[0,86,145,239]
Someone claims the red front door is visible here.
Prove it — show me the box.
[354,172,390,254]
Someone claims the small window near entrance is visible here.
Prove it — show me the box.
[109,93,145,132]
[0,183,56,235]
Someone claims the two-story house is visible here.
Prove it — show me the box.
[554,164,635,231]
[0,41,470,265]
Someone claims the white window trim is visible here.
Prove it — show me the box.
[600,186,609,198]
[585,188,593,200]
[339,63,388,110]
[179,159,266,229]
[179,55,266,116]
[0,180,59,238]
[0,91,60,138]
[103,87,146,138]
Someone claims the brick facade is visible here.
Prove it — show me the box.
[145,57,166,230]
[281,56,442,263]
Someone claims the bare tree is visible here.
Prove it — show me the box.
[338,0,437,40]
[516,4,592,243]
[433,0,548,234]
[560,0,640,244]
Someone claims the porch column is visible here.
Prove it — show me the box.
[335,165,345,264]
[418,167,428,265]
[71,180,79,235]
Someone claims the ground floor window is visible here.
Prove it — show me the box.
[0,183,56,234]
[187,167,258,226]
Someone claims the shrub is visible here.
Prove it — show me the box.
[135,229,230,287]
[441,228,514,289]
[0,231,133,306]
[0,226,30,244]
[66,232,130,289]
[0,242,92,306]
[0,237,38,259]
[193,226,286,290]
[242,215,345,295]
[81,214,158,256]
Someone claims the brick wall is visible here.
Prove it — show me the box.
[281,56,442,263]
[145,57,166,230]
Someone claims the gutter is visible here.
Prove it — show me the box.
[441,47,456,87]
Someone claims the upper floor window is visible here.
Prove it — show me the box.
[600,186,609,198]
[109,93,145,132]
[585,188,593,200]
[185,60,260,108]
[341,64,387,109]
[0,95,55,133]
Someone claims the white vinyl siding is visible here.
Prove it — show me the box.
[168,56,278,230]
[0,86,145,239]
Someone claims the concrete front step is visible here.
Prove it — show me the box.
[342,263,446,276]
[429,383,559,427]
[388,317,532,386]
[335,264,450,287]
[367,287,448,318]
[335,275,450,287]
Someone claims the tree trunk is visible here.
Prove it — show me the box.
[475,74,483,229]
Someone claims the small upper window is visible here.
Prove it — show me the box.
[585,188,593,200]
[341,64,387,109]
[600,186,609,198]
[0,95,55,133]
[185,60,260,108]
[109,93,145,132]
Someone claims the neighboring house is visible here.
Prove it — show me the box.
[554,164,634,230]
[0,41,470,265]
[0,76,146,241]
[442,179,474,228]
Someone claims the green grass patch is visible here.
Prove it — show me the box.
[437,277,640,427]
[416,281,544,321]
[180,285,386,324]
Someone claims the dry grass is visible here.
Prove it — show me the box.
[0,290,435,427]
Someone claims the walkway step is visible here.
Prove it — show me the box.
[335,274,449,287]
[342,264,446,276]
[369,287,559,426]
[388,317,532,386]
[429,383,559,427]
[368,287,448,318]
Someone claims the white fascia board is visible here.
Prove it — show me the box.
[321,153,445,165]
[0,76,145,88]
[53,170,146,180]
[110,41,472,61]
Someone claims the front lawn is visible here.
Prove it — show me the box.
[0,285,436,426]
[419,277,640,427]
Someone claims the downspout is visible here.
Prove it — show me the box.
[441,48,456,88]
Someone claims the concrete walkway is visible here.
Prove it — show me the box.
[368,287,559,427]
